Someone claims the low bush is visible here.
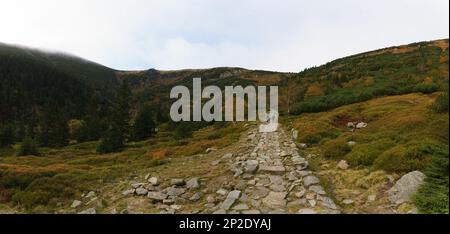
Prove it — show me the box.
[322,138,351,159]
[345,138,395,166]
[374,141,436,172]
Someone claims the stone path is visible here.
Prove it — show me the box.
[114,125,341,214]
[211,126,341,214]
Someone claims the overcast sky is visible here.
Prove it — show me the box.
[0,0,448,72]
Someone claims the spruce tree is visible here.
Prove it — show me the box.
[97,81,131,153]
[0,124,15,147]
[133,106,155,141]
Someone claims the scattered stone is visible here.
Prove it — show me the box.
[242,210,261,214]
[232,203,249,211]
[213,209,227,214]
[298,208,317,214]
[186,178,200,190]
[85,191,96,198]
[303,175,320,187]
[309,185,326,195]
[223,153,233,159]
[319,197,339,210]
[189,193,202,202]
[262,192,287,208]
[387,171,426,204]
[71,200,82,208]
[163,199,175,205]
[122,189,135,196]
[298,143,308,149]
[221,190,241,210]
[135,187,148,196]
[337,160,349,170]
[216,188,228,196]
[170,179,186,187]
[348,141,357,146]
[166,187,186,196]
[148,177,160,186]
[343,199,354,205]
[206,195,216,204]
[347,122,355,128]
[78,208,96,214]
[356,122,368,129]
[147,192,168,202]
[245,160,259,173]
[308,199,317,207]
[258,165,286,174]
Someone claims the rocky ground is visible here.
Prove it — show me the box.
[65,124,423,214]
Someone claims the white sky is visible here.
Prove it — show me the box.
[0,0,448,72]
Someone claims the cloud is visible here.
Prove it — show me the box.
[0,0,448,72]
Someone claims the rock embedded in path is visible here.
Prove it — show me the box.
[221,190,241,210]
[309,185,326,195]
[262,191,287,208]
[387,171,426,204]
[298,208,317,214]
[245,160,259,174]
[189,192,202,202]
[303,175,320,187]
[258,165,286,174]
[186,178,200,190]
[356,122,368,129]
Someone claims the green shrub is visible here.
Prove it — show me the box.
[345,138,395,166]
[374,141,435,172]
[300,133,322,144]
[17,137,40,156]
[432,92,449,113]
[322,138,351,159]
[415,144,449,214]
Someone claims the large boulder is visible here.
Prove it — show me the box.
[387,171,426,204]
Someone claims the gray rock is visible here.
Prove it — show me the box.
[78,208,96,214]
[205,148,217,154]
[251,186,270,199]
[367,195,377,202]
[131,183,144,189]
[348,141,357,146]
[216,188,228,196]
[71,200,82,208]
[298,208,317,214]
[135,187,148,196]
[221,190,241,210]
[170,179,186,187]
[213,209,227,214]
[241,210,261,214]
[186,178,200,189]
[342,199,354,205]
[122,189,135,196]
[309,185,326,195]
[206,195,216,203]
[319,197,338,210]
[387,171,426,204]
[356,122,368,129]
[347,122,355,128]
[262,192,287,208]
[258,165,286,174]
[303,175,320,187]
[166,187,186,196]
[232,203,249,211]
[337,160,349,170]
[85,191,96,198]
[189,192,202,202]
[148,177,160,186]
[245,160,259,174]
[147,192,168,201]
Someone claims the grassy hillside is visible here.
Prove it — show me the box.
[286,92,448,213]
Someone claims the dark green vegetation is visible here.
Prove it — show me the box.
[0,39,448,213]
